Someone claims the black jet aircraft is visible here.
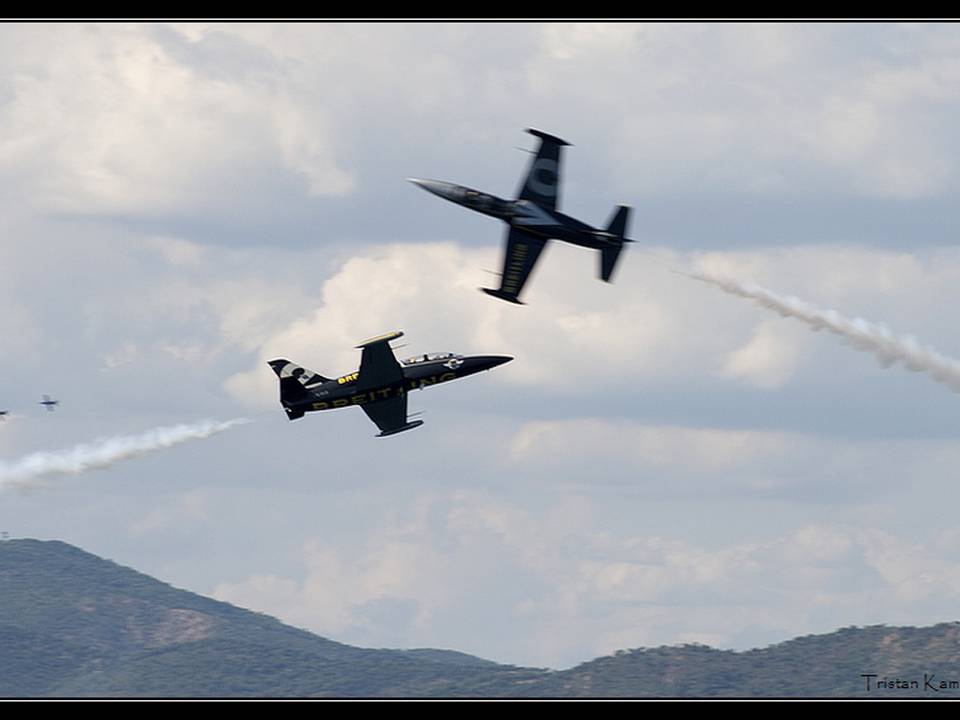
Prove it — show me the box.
[410,128,633,304]
[39,395,59,412]
[0,411,7,421]
[268,331,511,437]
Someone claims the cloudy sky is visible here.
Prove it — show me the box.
[4,22,960,669]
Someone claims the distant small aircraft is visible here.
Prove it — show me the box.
[268,331,511,437]
[0,411,8,421]
[410,128,633,304]
[39,395,59,412]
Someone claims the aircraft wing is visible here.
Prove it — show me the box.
[482,227,548,304]
[515,128,570,211]
[353,331,424,436]
[354,331,405,391]
[360,394,421,437]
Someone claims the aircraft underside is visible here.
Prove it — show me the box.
[411,128,632,304]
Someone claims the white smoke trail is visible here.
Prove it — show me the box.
[0,418,250,490]
[687,270,960,392]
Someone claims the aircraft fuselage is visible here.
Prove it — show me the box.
[282,354,511,419]
[409,180,618,250]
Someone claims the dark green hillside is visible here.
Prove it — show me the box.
[3,538,960,697]
[530,624,960,698]
[0,539,542,697]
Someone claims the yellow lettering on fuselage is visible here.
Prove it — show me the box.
[308,373,459,414]
[337,372,359,385]
[417,372,458,386]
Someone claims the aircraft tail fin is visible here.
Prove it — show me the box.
[267,359,329,418]
[599,206,632,283]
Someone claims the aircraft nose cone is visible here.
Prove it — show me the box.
[474,355,513,372]
[407,178,455,199]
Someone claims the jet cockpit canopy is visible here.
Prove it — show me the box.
[401,352,462,366]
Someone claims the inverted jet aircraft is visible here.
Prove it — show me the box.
[268,331,511,437]
[39,395,59,412]
[410,128,633,304]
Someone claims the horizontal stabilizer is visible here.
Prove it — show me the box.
[481,287,525,305]
[605,205,631,238]
[600,245,624,282]
[376,420,424,438]
[599,205,632,283]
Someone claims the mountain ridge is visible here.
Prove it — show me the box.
[2,538,958,697]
